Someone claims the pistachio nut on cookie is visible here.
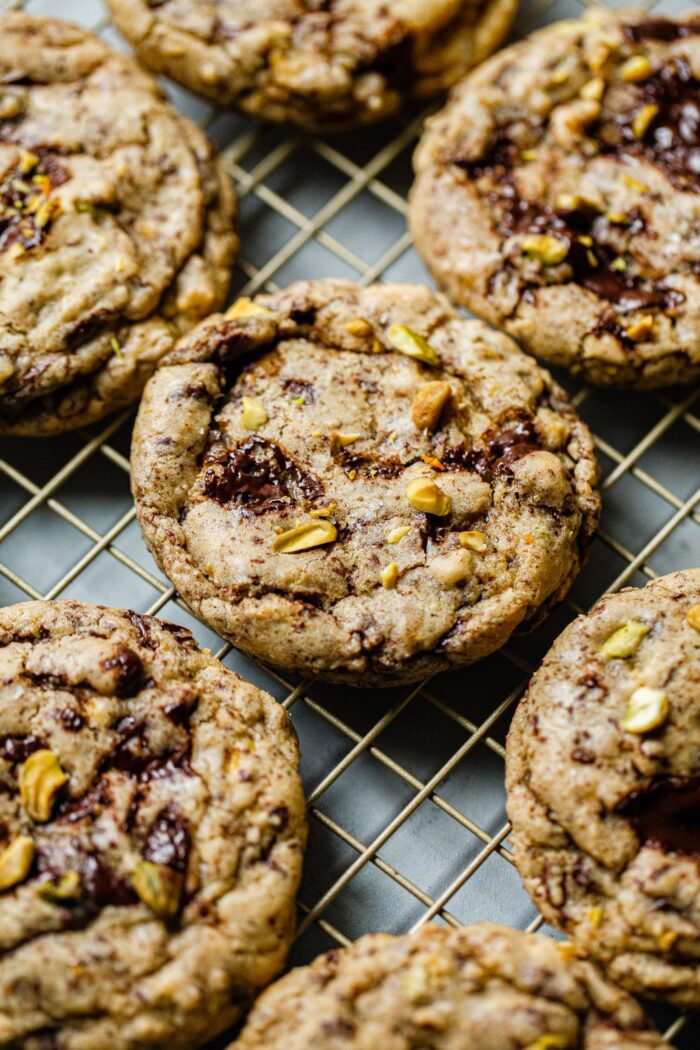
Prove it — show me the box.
[131,279,600,686]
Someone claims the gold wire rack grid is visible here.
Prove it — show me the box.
[0,0,698,1045]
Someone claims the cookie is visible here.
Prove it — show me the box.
[506,570,700,1008]
[0,600,306,1049]
[231,921,669,1049]
[131,279,600,686]
[107,0,518,132]
[0,14,237,436]
[410,9,700,389]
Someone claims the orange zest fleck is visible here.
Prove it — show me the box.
[421,454,445,471]
[524,533,534,544]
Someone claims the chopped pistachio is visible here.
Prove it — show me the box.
[459,530,488,553]
[388,324,440,367]
[622,173,649,193]
[410,381,451,432]
[110,336,123,359]
[686,604,700,631]
[345,317,373,337]
[606,211,628,224]
[580,77,606,101]
[632,103,659,140]
[18,749,68,823]
[132,860,181,919]
[18,150,39,175]
[225,296,275,320]
[330,432,361,453]
[588,906,603,928]
[658,930,678,952]
[523,1037,569,1050]
[620,54,654,83]
[405,476,451,517]
[387,525,411,544]
[0,836,35,892]
[578,234,593,247]
[621,687,669,734]
[610,257,627,272]
[625,316,654,342]
[555,192,585,213]
[380,562,399,589]
[586,249,598,269]
[600,620,650,660]
[37,870,82,904]
[520,234,569,265]
[272,519,337,553]
[241,396,268,430]
[346,469,357,481]
[521,149,538,162]
[309,503,336,518]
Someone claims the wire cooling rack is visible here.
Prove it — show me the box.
[0,0,698,1045]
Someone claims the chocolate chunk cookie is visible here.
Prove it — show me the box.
[0,14,237,436]
[507,570,700,1008]
[0,600,306,1048]
[131,279,600,686]
[410,9,700,388]
[107,0,518,132]
[231,921,670,1049]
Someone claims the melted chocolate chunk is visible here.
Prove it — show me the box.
[624,19,700,43]
[56,782,111,824]
[110,742,192,784]
[455,132,519,178]
[160,620,197,647]
[488,419,541,474]
[80,853,137,908]
[337,450,405,478]
[58,707,85,732]
[282,377,316,403]
[164,695,198,727]
[595,58,700,192]
[125,611,157,650]
[441,443,491,479]
[143,806,190,873]
[616,776,700,857]
[202,436,323,513]
[101,647,145,699]
[0,734,44,764]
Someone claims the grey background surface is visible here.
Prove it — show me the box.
[0,0,698,1045]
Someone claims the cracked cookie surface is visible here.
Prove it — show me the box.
[107,0,518,132]
[231,921,669,1049]
[0,14,237,436]
[0,600,305,1049]
[410,9,700,388]
[131,279,600,686]
[506,570,700,1008]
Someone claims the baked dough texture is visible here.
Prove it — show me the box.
[108,0,519,131]
[411,9,700,388]
[132,279,600,686]
[0,600,306,1048]
[0,14,237,435]
[507,570,700,1008]
[231,921,670,1049]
